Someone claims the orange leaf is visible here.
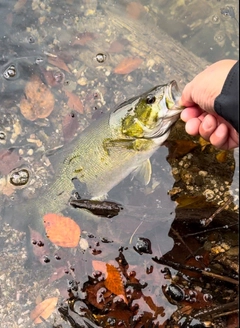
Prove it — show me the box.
[64,90,84,113]
[126,2,146,19]
[48,56,71,73]
[30,297,58,324]
[20,75,55,121]
[43,213,81,247]
[105,264,127,304]
[114,57,143,74]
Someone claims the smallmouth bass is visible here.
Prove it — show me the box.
[4,81,183,230]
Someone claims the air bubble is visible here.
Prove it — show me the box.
[0,131,6,140]
[95,53,107,63]
[3,65,17,79]
[9,168,30,186]
[203,293,213,302]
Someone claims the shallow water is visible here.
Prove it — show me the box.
[0,0,239,327]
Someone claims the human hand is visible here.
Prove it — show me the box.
[180,60,239,150]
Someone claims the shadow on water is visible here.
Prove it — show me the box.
[0,0,239,327]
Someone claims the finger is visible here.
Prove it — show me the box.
[199,115,218,141]
[180,107,203,122]
[209,123,229,149]
[179,83,195,107]
[185,118,201,135]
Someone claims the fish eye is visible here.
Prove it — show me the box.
[146,95,156,105]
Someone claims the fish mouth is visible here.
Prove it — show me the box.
[146,81,183,139]
[166,80,182,110]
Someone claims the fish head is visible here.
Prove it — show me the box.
[110,81,183,144]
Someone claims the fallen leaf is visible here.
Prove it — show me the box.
[49,266,68,283]
[64,89,84,113]
[108,40,127,53]
[126,2,146,19]
[0,178,15,196]
[62,111,79,143]
[30,297,58,324]
[199,136,210,150]
[114,57,143,74]
[105,264,127,304]
[216,150,228,163]
[92,260,107,275]
[14,0,27,11]
[72,32,95,46]
[165,139,198,159]
[43,213,81,247]
[48,56,71,73]
[0,149,22,175]
[20,75,55,121]
[41,69,65,87]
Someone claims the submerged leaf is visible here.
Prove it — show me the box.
[20,75,55,121]
[30,297,58,324]
[114,57,143,74]
[105,264,127,304]
[43,213,81,247]
[126,2,146,19]
[48,56,71,73]
[64,90,84,113]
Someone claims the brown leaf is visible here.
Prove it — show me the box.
[216,150,228,163]
[105,264,127,304]
[64,89,84,113]
[14,0,27,11]
[43,213,81,247]
[62,111,79,143]
[114,57,143,74]
[30,297,58,324]
[126,2,146,19]
[166,139,198,159]
[0,149,21,175]
[48,56,71,73]
[72,32,95,46]
[20,75,55,121]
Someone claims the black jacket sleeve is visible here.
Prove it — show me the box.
[214,60,239,132]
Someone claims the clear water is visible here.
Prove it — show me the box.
[0,0,239,327]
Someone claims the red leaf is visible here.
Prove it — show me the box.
[114,57,143,74]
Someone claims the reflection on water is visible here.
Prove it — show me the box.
[0,0,239,327]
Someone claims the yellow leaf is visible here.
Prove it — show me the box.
[216,150,228,163]
[30,297,58,324]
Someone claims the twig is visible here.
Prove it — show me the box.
[152,257,239,285]
[184,223,238,237]
[200,196,233,227]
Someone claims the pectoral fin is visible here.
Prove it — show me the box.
[131,159,152,185]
